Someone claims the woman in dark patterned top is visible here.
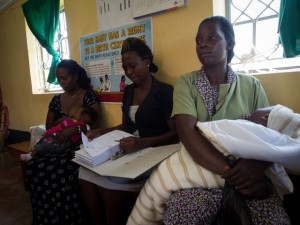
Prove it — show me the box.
[25,59,100,225]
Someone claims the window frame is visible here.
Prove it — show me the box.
[225,0,300,75]
[27,8,69,94]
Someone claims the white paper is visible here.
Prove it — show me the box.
[73,143,182,179]
[81,130,132,157]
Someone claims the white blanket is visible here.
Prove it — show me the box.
[127,105,300,225]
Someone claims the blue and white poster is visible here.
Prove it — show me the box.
[80,18,152,92]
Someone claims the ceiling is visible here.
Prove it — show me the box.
[0,0,17,14]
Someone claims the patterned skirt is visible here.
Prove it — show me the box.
[163,188,291,225]
[25,149,84,225]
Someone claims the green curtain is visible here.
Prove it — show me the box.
[22,0,61,84]
[278,0,300,58]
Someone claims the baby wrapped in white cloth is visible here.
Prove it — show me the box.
[127,104,300,225]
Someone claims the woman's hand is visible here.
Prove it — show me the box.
[55,126,76,145]
[237,177,274,199]
[85,129,103,141]
[222,158,272,198]
[119,136,146,153]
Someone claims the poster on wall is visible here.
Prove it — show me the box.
[133,0,188,19]
[97,0,136,30]
[80,18,152,93]
[97,0,188,31]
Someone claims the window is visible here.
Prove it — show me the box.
[226,0,299,74]
[35,9,69,92]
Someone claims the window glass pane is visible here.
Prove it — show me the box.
[245,1,266,18]
[256,19,278,51]
[37,9,69,91]
[227,0,300,74]
[232,23,253,63]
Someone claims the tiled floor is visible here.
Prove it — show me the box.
[0,147,32,225]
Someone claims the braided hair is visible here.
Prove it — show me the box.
[121,37,158,73]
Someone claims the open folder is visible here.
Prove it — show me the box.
[73,134,182,179]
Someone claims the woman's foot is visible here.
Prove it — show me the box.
[20,153,32,162]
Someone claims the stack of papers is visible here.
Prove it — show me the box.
[74,130,132,167]
[73,143,182,179]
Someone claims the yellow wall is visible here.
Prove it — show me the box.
[0,0,299,132]
[0,0,53,131]
[255,72,300,111]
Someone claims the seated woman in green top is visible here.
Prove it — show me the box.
[161,16,289,225]
[129,104,300,224]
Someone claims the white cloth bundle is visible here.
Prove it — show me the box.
[29,125,46,151]
[268,104,300,138]
[127,105,300,225]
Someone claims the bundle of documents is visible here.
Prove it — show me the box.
[73,142,182,179]
[74,130,132,167]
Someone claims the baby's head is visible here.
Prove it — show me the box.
[267,104,300,138]
[81,107,98,125]
[245,105,300,138]
[245,106,274,127]
[74,106,98,125]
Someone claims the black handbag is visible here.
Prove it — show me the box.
[212,155,252,225]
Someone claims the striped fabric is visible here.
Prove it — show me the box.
[127,145,225,225]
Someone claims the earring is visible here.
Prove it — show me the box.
[147,64,150,67]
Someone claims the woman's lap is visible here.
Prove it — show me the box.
[163,188,291,225]
[79,166,146,192]
[163,188,223,225]
[246,193,291,225]
[26,150,85,225]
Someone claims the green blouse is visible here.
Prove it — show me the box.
[172,71,269,122]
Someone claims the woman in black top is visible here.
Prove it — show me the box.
[79,37,178,225]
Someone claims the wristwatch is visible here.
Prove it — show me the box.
[226,154,237,168]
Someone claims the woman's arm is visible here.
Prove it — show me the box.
[88,102,101,129]
[120,119,179,153]
[45,111,78,145]
[176,114,271,198]
[45,111,64,130]
[175,114,229,175]
[85,113,128,140]
[46,95,67,130]
[57,102,101,143]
